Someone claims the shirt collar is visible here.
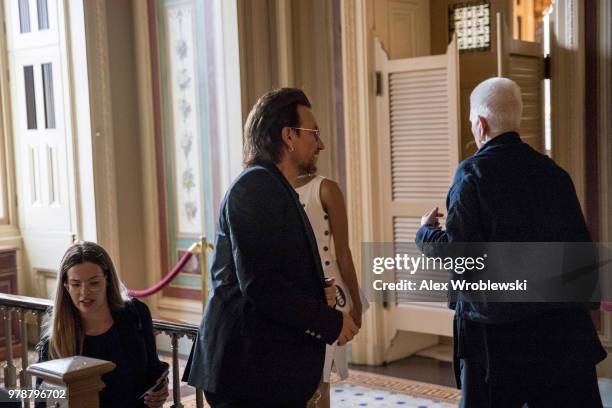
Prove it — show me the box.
[475,132,521,155]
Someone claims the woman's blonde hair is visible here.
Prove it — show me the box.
[46,241,127,358]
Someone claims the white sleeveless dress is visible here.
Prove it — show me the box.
[295,175,353,382]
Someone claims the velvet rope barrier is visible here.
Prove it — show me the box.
[127,242,200,298]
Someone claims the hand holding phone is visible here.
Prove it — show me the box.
[138,369,169,400]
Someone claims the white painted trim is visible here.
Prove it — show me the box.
[376,34,459,346]
[5,0,60,51]
[386,54,446,71]
[57,0,79,245]
[4,0,78,296]
[82,0,121,262]
[65,0,97,243]
[217,0,244,189]
[340,0,386,365]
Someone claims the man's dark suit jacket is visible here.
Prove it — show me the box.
[184,161,343,404]
[416,132,600,322]
[415,132,606,388]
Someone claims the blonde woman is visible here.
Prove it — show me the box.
[36,242,169,408]
[294,173,367,408]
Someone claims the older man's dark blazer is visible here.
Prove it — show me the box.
[415,132,606,402]
[184,161,343,404]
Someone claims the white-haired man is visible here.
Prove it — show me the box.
[416,77,606,407]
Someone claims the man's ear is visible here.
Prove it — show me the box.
[281,127,294,148]
[478,116,488,137]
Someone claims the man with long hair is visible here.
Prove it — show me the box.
[184,88,359,407]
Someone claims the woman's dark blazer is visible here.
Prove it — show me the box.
[184,161,343,404]
[36,298,169,407]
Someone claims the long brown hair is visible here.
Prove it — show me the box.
[46,241,127,358]
[243,88,311,166]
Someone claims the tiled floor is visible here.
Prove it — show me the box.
[331,382,456,408]
[353,356,612,408]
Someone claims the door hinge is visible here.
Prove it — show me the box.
[544,55,551,79]
[375,71,382,96]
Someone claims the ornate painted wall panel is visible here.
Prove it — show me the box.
[153,0,216,299]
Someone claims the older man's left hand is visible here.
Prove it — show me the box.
[421,207,443,229]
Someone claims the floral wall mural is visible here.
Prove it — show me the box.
[152,0,216,300]
[167,5,203,235]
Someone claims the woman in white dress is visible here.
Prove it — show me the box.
[294,174,366,408]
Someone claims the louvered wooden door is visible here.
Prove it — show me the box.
[497,13,545,153]
[375,36,460,337]
[504,45,544,152]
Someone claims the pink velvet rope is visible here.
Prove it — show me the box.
[127,251,195,298]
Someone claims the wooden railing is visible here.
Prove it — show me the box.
[0,293,203,408]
